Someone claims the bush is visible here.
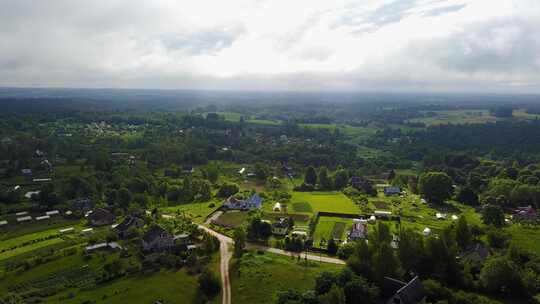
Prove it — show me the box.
[198,268,221,297]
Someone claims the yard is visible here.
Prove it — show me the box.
[312,216,354,247]
[290,192,359,215]
[162,202,219,224]
[231,251,343,304]
[213,211,249,228]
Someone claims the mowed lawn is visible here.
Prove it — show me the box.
[0,238,64,261]
[312,216,354,247]
[291,192,359,215]
[50,270,200,304]
[214,211,249,228]
[231,252,343,304]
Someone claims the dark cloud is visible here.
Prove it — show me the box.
[160,26,246,55]
[422,4,467,17]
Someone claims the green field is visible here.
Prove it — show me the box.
[290,192,359,215]
[312,216,353,247]
[231,251,343,304]
[214,211,249,227]
[0,237,65,261]
[163,202,219,224]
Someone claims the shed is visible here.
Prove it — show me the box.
[17,216,32,222]
[273,202,282,212]
[36,215,50,221]
[46,210,60,216]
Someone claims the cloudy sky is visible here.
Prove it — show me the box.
[1,0,540,92]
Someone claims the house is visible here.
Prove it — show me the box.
[142,225,174,252]
[384,186,401,196]
[385,276,425,304]
[223,193,263,210]
[114,215,145,239]
[349,220,368,240]
[514,206,537,221]
[87,208,115,226]
[273,202,282,212]
[272,218,290,235]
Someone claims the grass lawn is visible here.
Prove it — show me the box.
[0,219,82,240]
[162,202,219,224]
[312,216,354,247]
[505,224,540,255]
[290,192,359,215]
[0,237,65,261]
[214,211,249,228]
[231,251,343,304]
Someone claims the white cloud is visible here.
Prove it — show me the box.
[0,0,540,92]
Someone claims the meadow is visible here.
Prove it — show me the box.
[230,251,343,304]
[290,192,359,215]
[312,216,354,247]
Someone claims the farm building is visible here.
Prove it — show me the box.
[87,208,115,226]
[59,227,75,234]
[0,220,8,226]
[374,210,392,219]
[273,202,282,212]
[17,216,32,222]
[142,225,174,252]
[36,215,50,221]
[114,215,145,239]
[46,210,60,216]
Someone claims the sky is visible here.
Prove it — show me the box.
[1,0,540,93]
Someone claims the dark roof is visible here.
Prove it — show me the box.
[143,225,170,243]
[115,215,143,232]
[391,276,425,304]
[88,208,114,221]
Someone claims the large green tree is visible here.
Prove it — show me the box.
[305,166,318,185]
[418,172,453,204]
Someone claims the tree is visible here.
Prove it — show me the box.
[118,187,133,209]
[199,180,212,201]
[343,275,379,304]
[198,268,221,297]
[456,186,479,206]
[398,228,423,273]
[333,170,349,190]
[305,166,317,185]
[480,256,522,294]
[315,271,338,295]
[372,243,401,283]
[205,164,219,184]
[254,162,270,181]
[216,183,239,198]
[233,227,246,257]
[319,167,333,190]
[418,172,453,204]
[482,205,505,227]
[455,216,471,250]
[319,285,346,304]
[327,238,338,255]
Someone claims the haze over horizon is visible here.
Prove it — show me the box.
[2,0,540,93]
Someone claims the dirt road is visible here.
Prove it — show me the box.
[198,225,233,304]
